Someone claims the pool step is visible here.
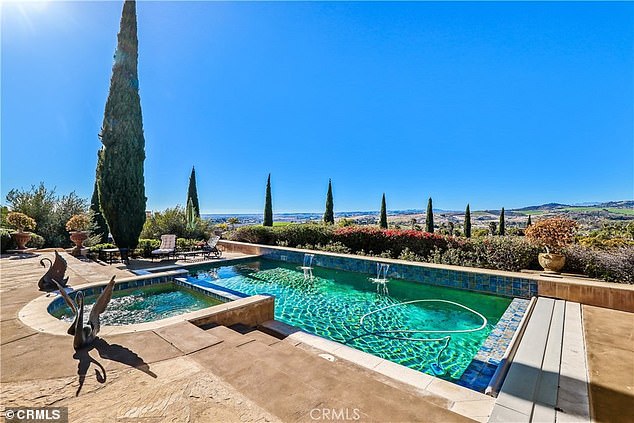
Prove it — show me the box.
[258,319,301,339]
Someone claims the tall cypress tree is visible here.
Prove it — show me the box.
[186,197,196,231]
[499,207,505,236]
[527,215,532,227]
[97,0,146,251]
[324,179,334,225]
[379,193,388,229]
[464,204,472,238]
[263,174,273,227]
[186,166,200,218]
[425,197,434,233]
[90,180,109,243]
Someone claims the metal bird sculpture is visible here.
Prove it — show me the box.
[52,279,78,335]
[38,252,69,291]
[53,276,117,349]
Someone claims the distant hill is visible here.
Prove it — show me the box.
[513,203,569,211]
[202,200,634,228]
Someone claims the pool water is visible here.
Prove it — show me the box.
[189,259,512,382]
[51,284,223,326]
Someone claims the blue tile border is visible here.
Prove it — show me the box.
[47,274,236,314]
[258,248,538,299]
[456,298,529,392]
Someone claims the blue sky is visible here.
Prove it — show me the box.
[2,1,633,213]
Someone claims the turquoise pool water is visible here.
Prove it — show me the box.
[189,259,512,381]
[51,284,222,326]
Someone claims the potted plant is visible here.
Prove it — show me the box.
[6,212,36,250]
[66,213,91,256]
[525,217,577,272]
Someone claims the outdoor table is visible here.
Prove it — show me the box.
[101,248,129,265]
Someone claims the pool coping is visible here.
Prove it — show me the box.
[18,268,272,336]
[130,254,260,275]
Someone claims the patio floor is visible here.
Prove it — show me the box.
[583,305,634,423]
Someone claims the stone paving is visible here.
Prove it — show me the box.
[583,305,634,423]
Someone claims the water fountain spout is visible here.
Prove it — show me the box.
[300,254,315,280]
[369,263,390,295]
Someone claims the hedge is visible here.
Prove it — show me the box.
[229,224,630,283]
[564,245,634,284]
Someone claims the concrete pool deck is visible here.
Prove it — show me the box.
[2,251,633,422]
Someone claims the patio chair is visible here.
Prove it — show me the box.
[151,234,176,261]
[202,235,222,258]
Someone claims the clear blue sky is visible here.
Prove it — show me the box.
[2,1,633,213]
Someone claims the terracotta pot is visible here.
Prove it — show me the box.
[11,231,31,250]
[538,253,566,273]
[69,231,89,256]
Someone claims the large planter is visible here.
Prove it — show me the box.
[69,231,89,256]
[11,231,31,250]
[538,253,566,273]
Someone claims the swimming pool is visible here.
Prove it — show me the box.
[50,283,223,326]
[188,259,512,382]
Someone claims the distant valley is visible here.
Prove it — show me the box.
[203,200,634,231]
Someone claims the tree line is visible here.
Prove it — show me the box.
[260,175,530,238]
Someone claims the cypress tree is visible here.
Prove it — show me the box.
[186,197,196,231]
[464,204,472,238]
[97,0,146,251]
[425,197,434,233]
[527,215,532,227]
[323,179,334,225]
[186,166,200,218]
[263,174,273,227]
[379,193,388,229]
[90,180,109,243]
[499,207,505,236]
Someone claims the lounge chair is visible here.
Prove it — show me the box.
[202,235,222,258]
[151,234,176,261]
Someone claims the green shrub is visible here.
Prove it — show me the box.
[5,183,88,247]
[272,224,333,247]
[136,238,161,257]
[0,229,45,252]
[89,243,117,253]
[176,238,200,250]
[298,241,351,254]
[332,227,453,259]
[141,206,213,240]
[475,236,539,271]
[28,233,45,249]
[230,225,277,244]
[564,245,634,284]
[1,228,13,252]
[577,222,634,250]
[426,236,539,272]
[398,247,423,261]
